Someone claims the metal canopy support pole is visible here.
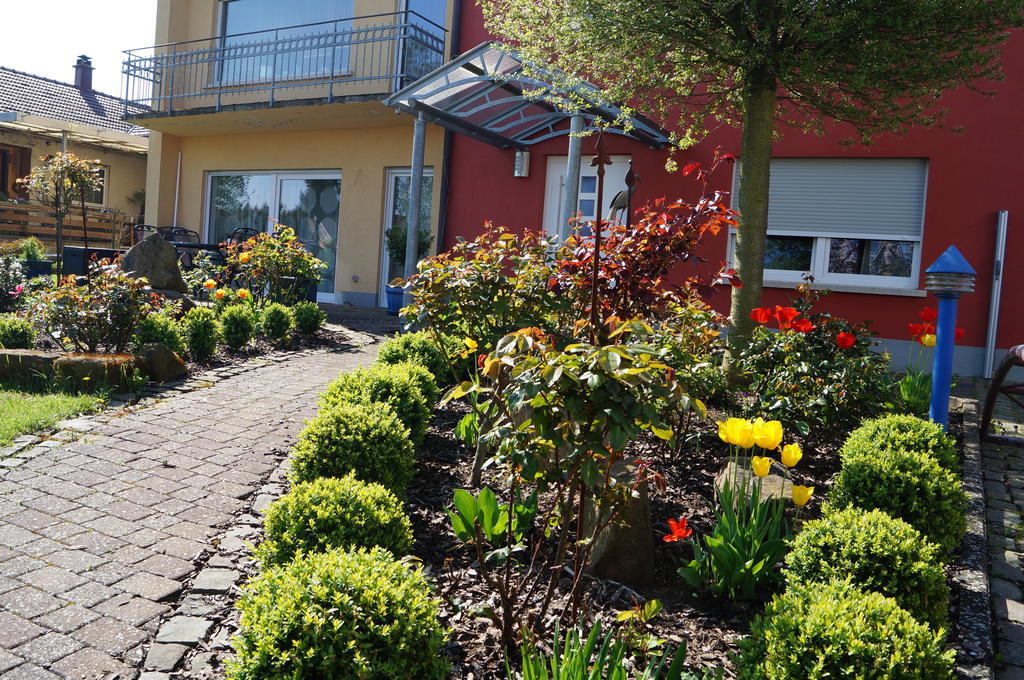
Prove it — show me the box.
[560,114,585,239]
[984,210,1009,379]
[404,112,428,284]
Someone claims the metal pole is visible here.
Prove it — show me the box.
[404,111,427,283]
[561,114,585,239]
[929,294,960,428]
[984,210,1009,378]
[61,131,68,153]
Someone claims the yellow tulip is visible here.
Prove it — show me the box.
[752,418,783,450]
[721,418,755,449]
[781,443,803,467]
[214,288,228,300]
[921,333,936,348]
[751,456,771,478]
[237,288,251,300]
[204,279,216,290]
[792,485,815,507]
[716,420,729,444]
[239,252,251,264]
[464,338,478,350]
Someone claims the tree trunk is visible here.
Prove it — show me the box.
[725,78,778,380]
[54,192,64,281]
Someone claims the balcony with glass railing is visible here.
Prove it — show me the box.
[121,11,446,119]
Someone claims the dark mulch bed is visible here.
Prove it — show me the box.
[407,401,842,679]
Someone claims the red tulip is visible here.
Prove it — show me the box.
[750,307,772,324]
[663,517,693,543]
[773,306,800,330]
[791,318,815,333]
[920,307,938,323]
[835,332,856,349]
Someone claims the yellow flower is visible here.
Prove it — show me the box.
[204,279,216,290]
[751,456,771,478]
[792,485,815,507]
[718,417,755,449]
[237,288,251,300]
[239,252,251,264]
[921,333,936,348]
[464,338,478,350]
[752,418,783,450]
[781,443,803,467]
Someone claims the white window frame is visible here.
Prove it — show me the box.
[378,166,434,306]
[84,166,108,208]
[726,160,928,294]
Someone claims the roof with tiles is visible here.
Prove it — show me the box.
[0,65,149,137]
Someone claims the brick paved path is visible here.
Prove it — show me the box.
[0,345,376,679]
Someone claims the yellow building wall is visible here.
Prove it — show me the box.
[0,128,147,215]
[148,123,443,306]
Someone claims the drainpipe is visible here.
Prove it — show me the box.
[172,151,182,226]
[984,210,1009,378]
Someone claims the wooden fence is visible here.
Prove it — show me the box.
[0,203,133,252]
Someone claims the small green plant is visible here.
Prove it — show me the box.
[784,507,949,628]
[257,475,412,566]
[260,302,294,345]
[229,546,449,680]
[17,237,46,262]
[826,448,966,555]
[220,304,256,350]
[0,315,35,349]
[447,487,537,563]
[455,411,480,447]
[133,312,185,355]
[320,363,432,444]
[291,300,326,335]
[737,580,954,680]
[898,367,931,417]
[513,620,704,680]
[616,599,667,660]
[183,307,220,360]
[289,401,414,496]
[378,330,460,385]
[842,414,959,472]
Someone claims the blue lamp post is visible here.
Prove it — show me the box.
[925,246,976,428]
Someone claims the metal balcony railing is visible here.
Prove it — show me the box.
[122,11,446,117]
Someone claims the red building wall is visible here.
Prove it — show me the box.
[444,2,1023,369]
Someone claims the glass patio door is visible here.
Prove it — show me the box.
[206,170,341,299]
[378,168,433,306]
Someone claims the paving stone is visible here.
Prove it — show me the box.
[35,604,99,634]
[50,646,133,679]
[18,566,87,594]
[136,554,195,581]
[154,616,213,646]
[0,587,63,618]
[0,650,19,673]
[0,663,60,679]
[994,577,1024,600]
[114,572,182,602]
[71,616,147,656]
[95,594,169,627]
[0,611,45,649]
[12,632,82,665]
[144,643,189,671]
[191,568,239,594]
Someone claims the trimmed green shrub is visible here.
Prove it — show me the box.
[229,546,448,680]
[257,475,412,566]
[843,414,959,472]
[132,312,185,355]
[737,580,954,680]
[290,401,414,495]
[784,507,949,628]
[0,315,35,349]
[378,330,454,384]
[320,363,431,444]
[392,360,439,405]
[183,307,220,360]
[220,304,256,350]
[260,303,294,345]
[292,300,326,335]
[826,448,966,555]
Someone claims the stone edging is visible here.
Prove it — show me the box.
[953,397,994,680]
[0,328,376,476]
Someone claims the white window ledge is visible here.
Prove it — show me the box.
[764,280,927,297]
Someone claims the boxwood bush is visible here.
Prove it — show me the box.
[378,330,460,385]
[784,507,949,628]
[132,312,185,355]
[290,401,414,496]
[220,305,256,350]
[229,546,448,680]
[257,475,412,566]
[260,302,294,345]
[0,315,35,349]
[291,300,326,335]
[826,448,966,555]
[183,307,220,360]
[391,360,439,405]
[320,364,431,444]
[737,580,954,680]
[842,414,959,472]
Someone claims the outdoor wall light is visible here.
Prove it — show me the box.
[924,245,976,428]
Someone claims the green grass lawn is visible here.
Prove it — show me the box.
[0,382,103,447]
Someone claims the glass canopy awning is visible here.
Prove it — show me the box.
[384,42,670,151]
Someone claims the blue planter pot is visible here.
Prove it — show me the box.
[23,260,53,279]
[385,285,404,316]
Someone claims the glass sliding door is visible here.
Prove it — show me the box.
[206,170,341,299]
[379,168,433,306]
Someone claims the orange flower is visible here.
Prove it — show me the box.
[236,288,251,300]
[663,517,693,542]
[239,252,251,264]
[203,279,216,290]
[214,288,228,300]
[750,307,772,324]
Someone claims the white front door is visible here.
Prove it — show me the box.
[378,168,434,307]
[542,155,631,239]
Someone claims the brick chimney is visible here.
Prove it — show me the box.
[74,55,93,91]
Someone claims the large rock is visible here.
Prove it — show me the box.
[714,458,793,505]
[122,234,188,293]
[0,349,59,380]
[584,462,655,586]
[53,354,142,392]
[137,342,187,383]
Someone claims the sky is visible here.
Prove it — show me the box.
[0,0,158,97]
